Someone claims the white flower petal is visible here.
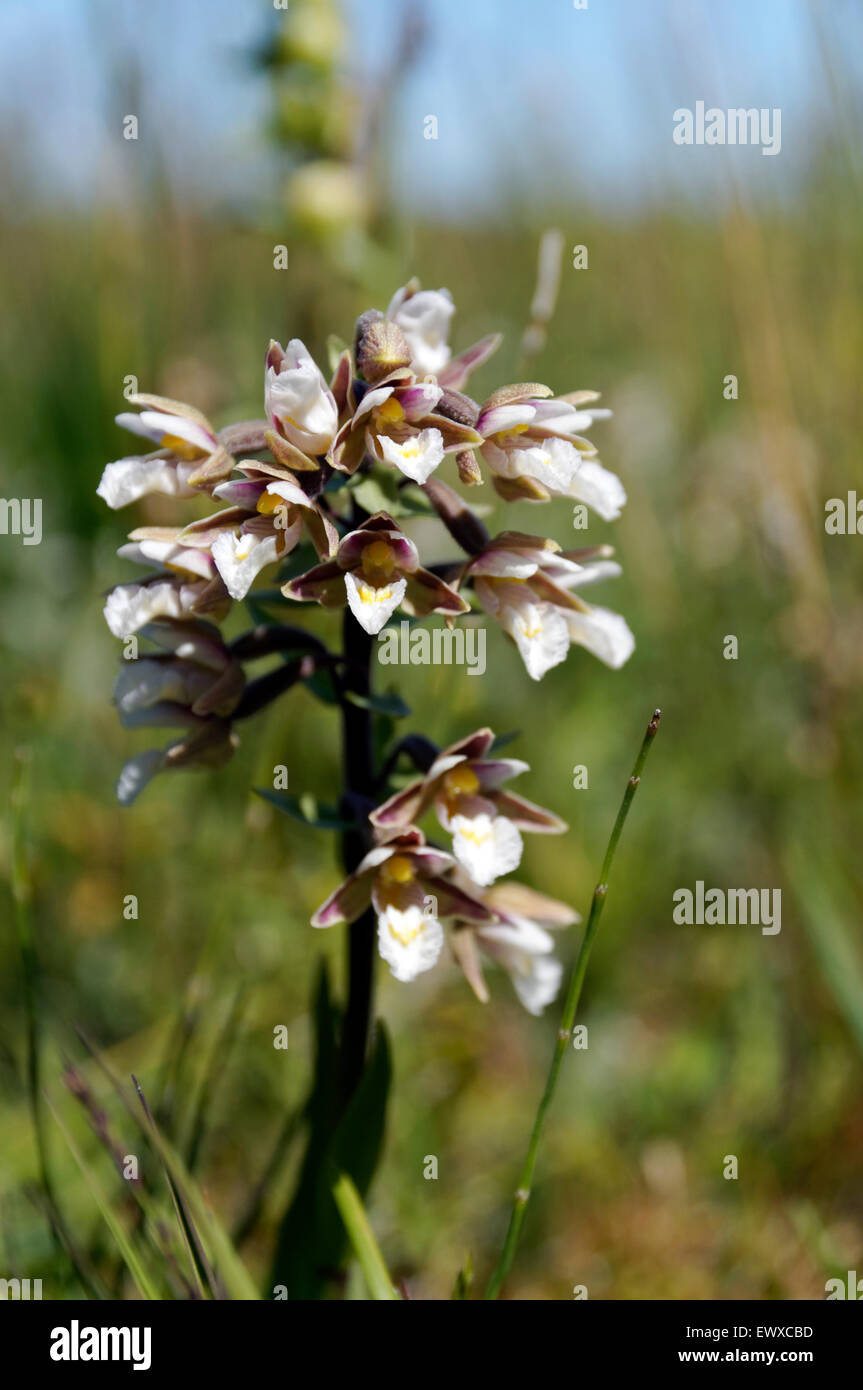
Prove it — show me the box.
[136,411,215,455]
[512,955,563,1015]
[376,902,444,982]
[450,812,523,887]
[103,580,208,638]
[265,339,338,455]
[565,605,635,669]
[478,918,555,955]
[97,457,197,509]
[116,748,167,806]
[376,428,445,483]
[499,598,571,681]
[566,456,627,521]
[387,287,455,377]
[113,659,210,714]
[344,571,406,635]
[211,530,284,601]
[117,540,214,580]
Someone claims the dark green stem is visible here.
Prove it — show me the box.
[337,503,376,1106]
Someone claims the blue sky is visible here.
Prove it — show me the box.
[1,0,860,215]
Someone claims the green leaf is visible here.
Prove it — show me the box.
[269,1020,392,1300]
[332,1172,398,1300]
[451,1252,474,1300]
[348,467,436,520]
[243,593,294,629]
[490,729,521,753]
[255,789,355,831]
[345,689,411,718]
[349,471,399,517]
[304,666,341,705]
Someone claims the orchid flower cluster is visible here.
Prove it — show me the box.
[97,280,634,1009]
[312,726,579,1011]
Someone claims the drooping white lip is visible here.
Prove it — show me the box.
[344,571,406,634]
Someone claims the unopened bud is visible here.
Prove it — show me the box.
[456,449,482,486]
[355,313,411,384]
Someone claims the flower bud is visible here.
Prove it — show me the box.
[355,313,412,385]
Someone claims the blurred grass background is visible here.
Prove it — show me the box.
[1,0,862,1299]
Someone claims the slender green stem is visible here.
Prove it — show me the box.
[485,708,662,1299]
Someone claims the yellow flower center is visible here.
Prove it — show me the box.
[380,854,415,884]
[493,424,529,444]
[442,765,480,798]
[364,539,396,572]
[160,432,205,461]
[376,396,404,424]
[388,917,423,947]
[361,540,398,591]
[457,824,492,847]
[258,492,290,516]
[357,583,392,604]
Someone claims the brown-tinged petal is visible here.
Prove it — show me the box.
[282,559,346,606]
[474,758,530,790]
[490,473,551,503]
[190,576,232,620]
[329,349,353,413]
[450,926,490,1003]
[311,868,375,927]
[555,389,602,407]
[435,727,496,765]
[402,568,470,618]
[369,778,432,830]
[456,449,482,485]
[190,662,245,718]
[437,333,502,390]
[265,429,320,472]
[303,505,339,560]
[480,382,552,414]
[484,881,580,927]
[327,419,368,474]
[528,570,590,612]
[490,789,567,833]
[126,393,216,435]
[164,718,237,769]
[218,420,269,453]
[186,445,236,488]
[427,416,483,451]
[177,508,252,546]
[429,876,498,924]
